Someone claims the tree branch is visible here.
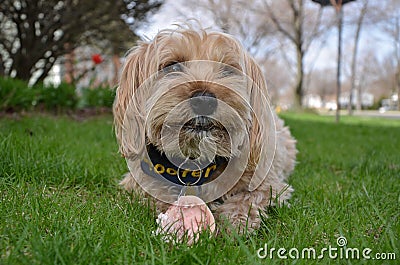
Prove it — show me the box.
[263,0,296,43]
[304,5,323,51]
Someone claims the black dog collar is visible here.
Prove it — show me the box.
[140,144,227,186]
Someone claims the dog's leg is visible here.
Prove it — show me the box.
[215,185,293,233]
[120,172,140,192]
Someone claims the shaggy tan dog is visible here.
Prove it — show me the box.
[113,27,297,232]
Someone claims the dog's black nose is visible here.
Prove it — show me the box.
[190,91,217,115]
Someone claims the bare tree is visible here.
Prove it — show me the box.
[185,0,277,56]
[370,53,397,100]
[0,0,162,85]
[259,57,294,104]
[307,68,336,104]
[347,0,369,113]
[263,0,327,108]
[380,0,400,110]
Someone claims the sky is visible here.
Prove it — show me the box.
[137,0,395,73]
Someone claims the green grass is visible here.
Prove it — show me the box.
[1,113,399,264]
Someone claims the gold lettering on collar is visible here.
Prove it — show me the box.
[191,170,201,178]
[204,164,217,178]
[143,160,219,180]
[166,167,177,176]
[154,164,165,174]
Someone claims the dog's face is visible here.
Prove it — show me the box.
[114,28,270,173]
[146,60,250,161]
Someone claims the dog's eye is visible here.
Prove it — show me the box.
[221,65,238,77]
[162,62,183,73]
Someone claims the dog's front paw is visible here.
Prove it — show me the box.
[215,203,261,234]
[119,172,138,192]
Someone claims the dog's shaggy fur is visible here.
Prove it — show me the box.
[113,27,297,232]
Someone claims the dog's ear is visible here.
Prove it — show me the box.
[245,56,276,191]
[113,44,149,158]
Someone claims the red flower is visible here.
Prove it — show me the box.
[91,54,103,65]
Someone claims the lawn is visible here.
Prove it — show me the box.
[1,113,399,264]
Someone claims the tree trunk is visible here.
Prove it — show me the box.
[397,67,400,111]
[349,0,368,114]
[295,43,304,108]
[335,7,343,123]
[294,0,304,109]
[112,53,121,87]
[396,17,400,111]
[15,66,33,81]
[0,55,4,76]
[64,44,75,84]
[356,81,362,111]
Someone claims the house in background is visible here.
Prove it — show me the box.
[339,90,374,109]
[380,94,399,112]
[302,90,374,110]
[302,94,323,109]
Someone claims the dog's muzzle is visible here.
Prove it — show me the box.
[183,116,214,132]
[189,91,217,115]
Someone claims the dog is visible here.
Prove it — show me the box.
[113,26,297,232]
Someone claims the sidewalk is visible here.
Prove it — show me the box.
[319,110,400,120]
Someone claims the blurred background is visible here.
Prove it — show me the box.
[0,0,399,113]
